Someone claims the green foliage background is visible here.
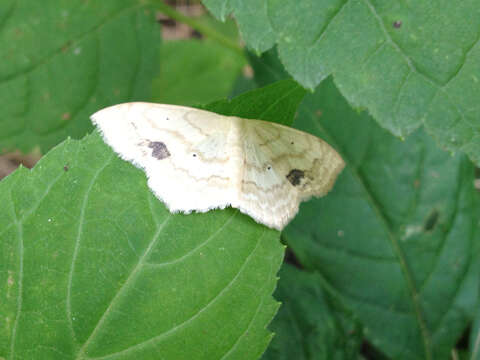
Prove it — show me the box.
[0,1,479,359]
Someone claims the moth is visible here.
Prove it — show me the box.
[91,103,344,230]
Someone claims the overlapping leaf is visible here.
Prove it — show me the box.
[263,264,362,360]
[152,39,245,105]
[0,0,160,153]
[203,0,480,165]
[281,78,480,360]
[152,17,246,106]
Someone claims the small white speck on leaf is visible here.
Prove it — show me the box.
[402,225,422,240]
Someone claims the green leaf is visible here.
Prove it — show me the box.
[0,83,303,359]
[263,264,363,360]
[472,307,480,360]
[246,48,289,87]
[202,0,480,165]
[152,38,246,106]
[201,0,276,53]
[229,73,258,98]
[0,0,160,154]
[152,15,246,106]
[282,77,480,360]
[203,79,306,126]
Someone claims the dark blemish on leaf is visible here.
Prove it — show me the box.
[393,20,402,28]
[424,210,439,231]
[191,29,203,39]
[286,169,305,186]
[148,141,171,160]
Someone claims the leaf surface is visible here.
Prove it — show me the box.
[263,264,362,360]
[0,0,160,153]
[471,303,480,360]
[282,78,480,360]
[203,0,480,165]
[152,16,245,106]
[152,39,245,106]
[204,79,306,126]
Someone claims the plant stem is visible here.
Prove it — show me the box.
[150,1,244,54]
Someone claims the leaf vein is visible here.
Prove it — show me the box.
[0,4,145,84]
[9,213,23,360]
[442,29,480,88]
[309,111,433,360]
[144,211,238,268]
[362,0,440,88]
[0,0,17,34]
[219,250,276,360]
[89,229,267,360]
[75,210,173,359]
[310,0,349,47]
[392,70,413,132]
[67,153,115,347]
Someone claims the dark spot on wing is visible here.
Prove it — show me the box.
[148,141,171,160]
[286,169,305,186]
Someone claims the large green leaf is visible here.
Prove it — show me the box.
[152,39,245,106]
[0,0,160,154]
[152,14,246,106]
[281,77,480,360]
[0,81,307,359]
[263,264,363,360]
[202,0,480,165]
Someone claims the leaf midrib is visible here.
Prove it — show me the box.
[82,227,267,360]
[309,116,433,360]
[74,207,173,359]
